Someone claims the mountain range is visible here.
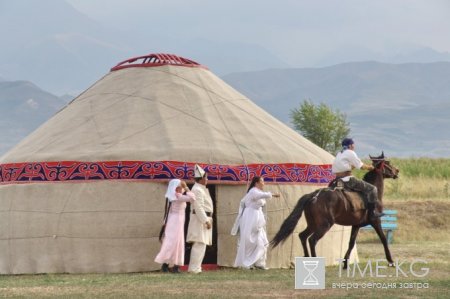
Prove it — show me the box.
[1,0,450,158]
[0,0,288,95]
[2,0,450,96]
[2,61,450,158]
[0,80,66,155]
[223,61,450,157]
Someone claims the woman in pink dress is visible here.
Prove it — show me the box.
[155,179,195,273]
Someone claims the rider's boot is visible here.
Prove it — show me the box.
[368,202,385,221]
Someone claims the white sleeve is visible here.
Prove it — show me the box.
[250,188,272,200]
[173,192,195,202]
[348,151,364,169]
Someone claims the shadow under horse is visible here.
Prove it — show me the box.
[270,152,399,268]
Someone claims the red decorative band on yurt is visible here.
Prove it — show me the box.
[0,161,333,185]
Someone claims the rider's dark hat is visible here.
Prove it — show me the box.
[341,138,354,147]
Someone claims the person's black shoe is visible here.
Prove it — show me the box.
[161,263,169,273]
[171,265,181,274]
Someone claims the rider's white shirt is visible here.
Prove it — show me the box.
[332,149,364,181]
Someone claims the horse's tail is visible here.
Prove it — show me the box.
[270,192,314,248]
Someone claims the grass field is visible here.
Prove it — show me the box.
[356,158,450,200]
[388,158,450,179]
[1,241,448,298]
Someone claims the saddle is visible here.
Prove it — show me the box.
[328,178,367,211]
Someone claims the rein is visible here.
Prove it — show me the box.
[374,159,395,177]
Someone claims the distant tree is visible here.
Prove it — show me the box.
[290,99,350,154]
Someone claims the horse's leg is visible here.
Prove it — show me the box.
[299,226,313,257]
[308,223,332,257]
[372,221,394,266]
[342,225,360,269]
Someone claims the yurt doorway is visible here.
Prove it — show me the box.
[184,184,217,266]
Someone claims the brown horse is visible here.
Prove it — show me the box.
[270,152,399,268]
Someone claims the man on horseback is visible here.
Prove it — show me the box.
[332,138,384,221]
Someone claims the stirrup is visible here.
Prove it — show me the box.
[336,180,345,189]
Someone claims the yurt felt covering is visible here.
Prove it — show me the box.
[0,64,357,273]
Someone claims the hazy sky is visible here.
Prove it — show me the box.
[67,0,450,67]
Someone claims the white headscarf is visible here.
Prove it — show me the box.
[165,179,181,202]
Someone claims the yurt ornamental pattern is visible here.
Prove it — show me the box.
[0,161,333,184]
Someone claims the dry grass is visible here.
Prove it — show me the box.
[355,157,450,200]
[384,178,450,200]
[359,200,450,243]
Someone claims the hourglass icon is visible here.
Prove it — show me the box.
[302,260,319,286]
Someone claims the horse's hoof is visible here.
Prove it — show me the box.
[388,263,395,267]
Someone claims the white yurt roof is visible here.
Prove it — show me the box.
[0,54,333,167]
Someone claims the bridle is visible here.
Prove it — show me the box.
[372,158,397,178]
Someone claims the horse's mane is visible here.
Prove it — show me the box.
[363,154,386,184]
[362,169,377,184]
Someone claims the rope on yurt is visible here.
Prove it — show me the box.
[194,70,251,186]
[270,181,296,265]
[55,73,110,115]
[151,67,315,159]
[226,100,320,158]
[53,185,76,271]
[102,67,272,173]
[7,186,13,273]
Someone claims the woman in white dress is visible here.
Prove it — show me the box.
[233,176,280,269]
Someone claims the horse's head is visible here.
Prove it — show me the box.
[369,151,399,179]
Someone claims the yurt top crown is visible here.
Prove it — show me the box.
[110,53,208,71]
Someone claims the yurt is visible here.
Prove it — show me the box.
[0,53,356,274]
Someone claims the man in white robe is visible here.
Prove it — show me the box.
[186,164,213,274]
